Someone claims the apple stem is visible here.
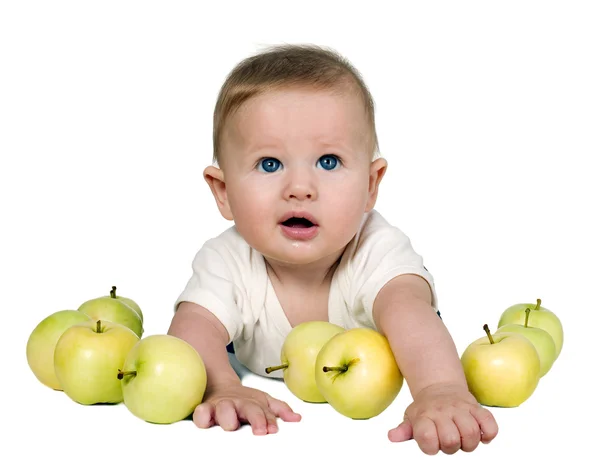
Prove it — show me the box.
[110,286,117,299]
[264,364,288,374]
[535,298,541,310]
[96,320,102,333]
[525,308,531,327]
[323,358,359,374]
[483,324,494,344]
[117,369,137,380]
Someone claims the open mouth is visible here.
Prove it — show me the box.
[281,217,316,228]
[279,214,319,240]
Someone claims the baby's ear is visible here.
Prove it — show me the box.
[204,165,234,220]
[366,157,388,211]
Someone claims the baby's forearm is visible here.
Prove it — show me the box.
[373,277,468,397]
[167,302,241,390]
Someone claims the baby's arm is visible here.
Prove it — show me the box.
[372,274,498,454]
[168,301,241,388]
[167,302,301,434]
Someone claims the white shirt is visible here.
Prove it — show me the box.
[174,209,438,378]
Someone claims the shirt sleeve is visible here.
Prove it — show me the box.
[347,215,439,327]
[173,243,245,345]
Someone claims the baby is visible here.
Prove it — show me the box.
[167,43,498,455]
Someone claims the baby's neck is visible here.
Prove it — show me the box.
[264,249,343,291]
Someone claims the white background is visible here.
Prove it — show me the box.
[2,0,599,466]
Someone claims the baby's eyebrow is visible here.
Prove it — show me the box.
[243,143,282,157]
[239,134,282,152]
[239,135,358,158]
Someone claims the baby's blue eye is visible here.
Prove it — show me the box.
[258,158,282,173]
[318,154,339,170]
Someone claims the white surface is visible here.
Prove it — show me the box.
[2,1,598,466]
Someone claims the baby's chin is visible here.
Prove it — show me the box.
[260,243,347,269]
[239,224,352,267]
[261,250,325,267]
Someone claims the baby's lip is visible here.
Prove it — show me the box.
[278,211,319,226]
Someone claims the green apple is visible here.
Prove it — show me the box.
[54,319,140,405]
[496,307,556,377]
[265,321,345,403]
[78,289,143,338]
[118,334,207,424]
[497,298,563,359]
[461,324,541,408]
[26,309,91,390]
[105,286,143,324]
[315,327,403,419]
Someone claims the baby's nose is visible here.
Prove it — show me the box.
[285,185,315,200]
[283,173,317,200]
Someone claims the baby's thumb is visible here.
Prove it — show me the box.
[193,402,215,429]
[388,416,413,443]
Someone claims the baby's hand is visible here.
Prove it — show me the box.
[389,383,498,455]
[193,382,302,435]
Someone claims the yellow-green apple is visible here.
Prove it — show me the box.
[26,309,90,390]
[314,327,403,419]
[78,290,143,337]
[497,298,563,359]
[264,321,345,402]
[496,307,556,377]
[54,319,140,404]
[118,334,207,424]
[461,324,541,407]
[104,286,143,324]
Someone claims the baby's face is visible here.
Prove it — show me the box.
[217,86,382,267]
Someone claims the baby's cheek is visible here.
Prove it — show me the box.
[328,184,367,214]
[230,184,270,217]
[326,191,367,232]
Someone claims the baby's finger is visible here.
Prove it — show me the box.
[434,417,461,455]
[265,408,279,434]
[237,402,270,435]
[215,400,240,431]
[263,408,279,434]
[193,402,215,429]
[470,406,499,444]
[388,413,413,442]
[412,417,440,455]
[452,412,481,452]
[266,395,302,422]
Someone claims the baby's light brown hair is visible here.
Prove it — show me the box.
[212,43,380,166]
